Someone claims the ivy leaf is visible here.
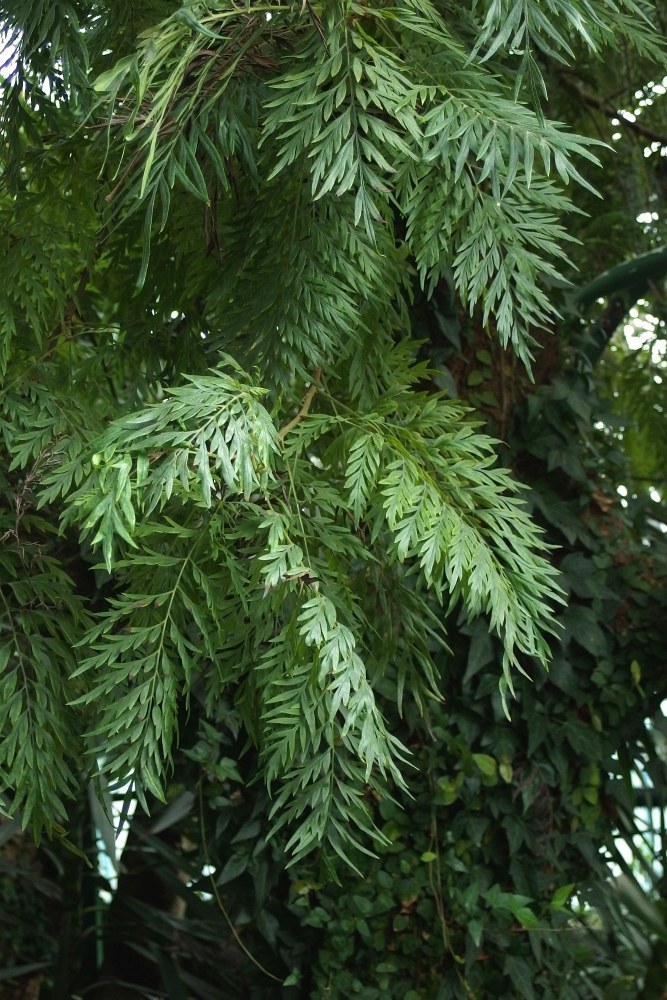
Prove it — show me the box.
[472,753,497,777]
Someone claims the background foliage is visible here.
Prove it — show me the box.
[2,1,667,999]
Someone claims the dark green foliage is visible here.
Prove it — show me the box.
[283,355,667,999]
[2,0,667,998]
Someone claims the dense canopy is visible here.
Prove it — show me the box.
[2,1,667,998]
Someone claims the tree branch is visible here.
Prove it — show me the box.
[559,72,667,146]
[44,229,108,359]
[278,368,322,441]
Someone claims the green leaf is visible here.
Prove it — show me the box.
[550,884,576,910]
[505,956,535,1000]
[93,54,135,92]
[472,754,497,777]
[513,906,540,929]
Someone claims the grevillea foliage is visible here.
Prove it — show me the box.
[2,0,667,998]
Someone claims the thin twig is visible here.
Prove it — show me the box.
[104,150,143,203]
[278,368,322,441]
[428,800,476,999]
[45,229,108,359]
[198,784,282,982]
